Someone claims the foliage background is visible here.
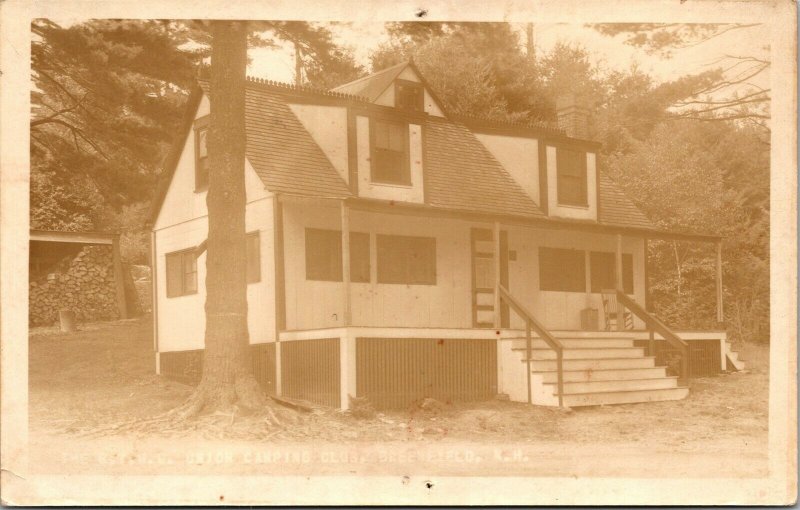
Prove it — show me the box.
[30,20,770,343]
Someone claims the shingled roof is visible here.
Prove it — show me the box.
[152,73,661,234]
[597,172,654,229]
[199,80,352,199]
[331,61,408,102]
[424,116,545,218]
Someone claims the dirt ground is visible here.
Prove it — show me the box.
[27,316,769,478]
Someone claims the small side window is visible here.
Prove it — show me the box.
[194,118,209,191]
[395,80,424,112]
[246,231,261,284]
[166,249,198,297]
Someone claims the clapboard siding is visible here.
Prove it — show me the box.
[356,338,497,409]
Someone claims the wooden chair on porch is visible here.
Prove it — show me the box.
[601,289,634,331]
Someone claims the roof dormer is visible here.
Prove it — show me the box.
[331,61,446,117]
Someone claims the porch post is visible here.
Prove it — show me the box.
[272,194,286,395]
[111,234,128,319]
[615,233,624,331]
[493,221,502,329]
[341,200,352,326]
[716,240,724,324]
[644,237,651,312]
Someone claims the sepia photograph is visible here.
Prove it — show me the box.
[0,0,796,505]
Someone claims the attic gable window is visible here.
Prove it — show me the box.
[395,79,424,112]
[194,116,210,191]
[370,118,410,185]
[556,147,587,206]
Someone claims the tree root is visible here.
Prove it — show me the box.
[77,379,299,438]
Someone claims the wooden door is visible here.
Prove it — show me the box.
[471,228,509,328]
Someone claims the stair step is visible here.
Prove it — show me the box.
[534,366,668,383]
[516,347,645,360]
[562,387,689,407]
[529,356,657,371]
[547,377,679,394]
[509,338,635,349]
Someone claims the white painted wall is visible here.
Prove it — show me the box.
[282,202,474,330]
[474,133,540,204]
[282,202,647,332]
[153,91,277,353]
[505,227,646,330]
[288,103,349,183]
[355,115,424,204]
[546,146,598,221]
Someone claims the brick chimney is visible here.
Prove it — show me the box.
[556,93,590,140]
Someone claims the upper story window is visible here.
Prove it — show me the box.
[194,116,209,191]
[370,119,410,185]
[395,79,424,112]
[556,147,587,206]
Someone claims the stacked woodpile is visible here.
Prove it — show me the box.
[29,245,119,326]
[130,264,152,313]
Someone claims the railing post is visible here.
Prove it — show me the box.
[525,321,532,405]
[615,234,624,331]
[556,351,564,408]
[493,221,501,329]
[648,328,655,357]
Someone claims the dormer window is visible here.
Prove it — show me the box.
[194,116,209,191]
[370,118,410,185]
[556,147,587,206]
[395,79,424,112]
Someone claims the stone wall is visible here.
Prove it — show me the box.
[29,245,120,326]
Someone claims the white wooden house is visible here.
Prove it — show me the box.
[148,61,740,409]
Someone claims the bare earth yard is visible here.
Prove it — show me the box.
[28,316,769,478]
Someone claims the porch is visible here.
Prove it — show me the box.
[274,326,729,410]
[270,195,728,409]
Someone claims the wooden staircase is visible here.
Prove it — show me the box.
[725,340,746,371]
[510,334,689,407]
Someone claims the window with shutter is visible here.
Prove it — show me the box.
[376,234,436,285]
[305,228,370,283]
[538,247,586,292]
[589,251,634,294]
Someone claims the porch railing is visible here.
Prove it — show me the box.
[615,290,690,382]
[497,284,565,407]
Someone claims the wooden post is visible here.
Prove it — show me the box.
[341,200,351,326]
[615,233,623,331]
[493,221,501,329]
[272,195,286,395]
[150,230,159,353]
[716,241,724,324]
[111,234,128,320]
[643,237,651,312]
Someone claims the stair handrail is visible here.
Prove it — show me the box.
[615,290,690,381]
[497,284,565,407]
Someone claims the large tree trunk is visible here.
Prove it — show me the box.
[191,20,265,413]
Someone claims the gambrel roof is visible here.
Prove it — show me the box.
[150,67,706,239]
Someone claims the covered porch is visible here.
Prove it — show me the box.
[270,194,727,409]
